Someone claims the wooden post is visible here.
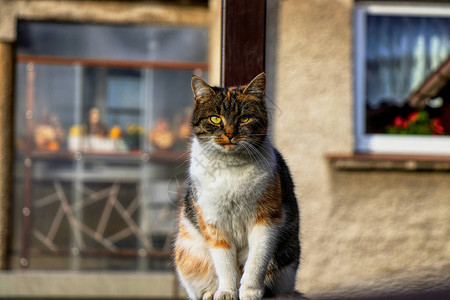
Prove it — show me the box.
[0,41,14,269]
[221,0,266,87]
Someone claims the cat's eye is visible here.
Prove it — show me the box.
[210,116,222,124]
[240,116,250,123]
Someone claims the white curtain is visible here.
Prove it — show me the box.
[366,16,450,108]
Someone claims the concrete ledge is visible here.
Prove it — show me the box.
[327,153,450,171]
[0,271,185,298]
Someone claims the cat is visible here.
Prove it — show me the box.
[174,73,300,300]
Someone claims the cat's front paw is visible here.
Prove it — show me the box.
[202,290,216,300]
[213,289,238,300]
[239,285,264,300]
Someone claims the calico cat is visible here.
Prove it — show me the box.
[174,73,300,300]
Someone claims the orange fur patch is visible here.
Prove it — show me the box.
[216,137,231,145]
[174,243,213,278]
[256,172,283,225]
[194,203,232,249]
[224,125,234,134]
[265,264,278,281]
[177,222,194,241]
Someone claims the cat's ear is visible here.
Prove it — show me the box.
[191,76,215,103]
[243,72,266,100]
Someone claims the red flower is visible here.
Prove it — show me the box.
[402,120,409,129]
[387,111,444,135]
[432,118,442,126]
[434,125,444,134]
[393,116,403,127]
[408,112,419,122]
[432,118,444,134]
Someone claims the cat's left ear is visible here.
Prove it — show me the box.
[191,75,215,103]
[243,72,266,100]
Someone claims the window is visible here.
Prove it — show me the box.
[11,21,208,271]
[354,3,450,155]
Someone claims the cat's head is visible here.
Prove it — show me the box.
[191,73,268,153]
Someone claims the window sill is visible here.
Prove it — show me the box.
[0,271,185,298]
[326,153,450,171]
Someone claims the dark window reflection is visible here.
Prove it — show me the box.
[365,16,450,135]
[12,21,207,271]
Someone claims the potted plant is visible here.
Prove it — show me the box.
[386,111,445,135]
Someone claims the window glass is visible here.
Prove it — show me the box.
[354,5,450,154]
[17,21,208,62]
[365,15,450,135]
[11,21,207,271]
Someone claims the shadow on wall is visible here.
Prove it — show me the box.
[265,0,281,128]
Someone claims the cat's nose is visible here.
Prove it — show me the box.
[225,132,234,140]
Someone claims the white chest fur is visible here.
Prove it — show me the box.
[189,138,275,246]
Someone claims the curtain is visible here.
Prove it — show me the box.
[366,16,450,108]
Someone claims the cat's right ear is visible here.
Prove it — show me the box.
[191,76,215,103]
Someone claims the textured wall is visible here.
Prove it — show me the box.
[208,0,221,86]
[267,0,450,297]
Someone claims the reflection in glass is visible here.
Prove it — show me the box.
[17,21,208,62]
[365,16,450,135]
[11,22,207,272]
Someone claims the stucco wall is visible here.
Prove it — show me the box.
[267,0,450,297]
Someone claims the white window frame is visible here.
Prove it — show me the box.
[354,3,450,155]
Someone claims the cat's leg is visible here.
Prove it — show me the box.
[264,261,298,296]
[193,204,239,300]
[264,230,300,296]
[174,239,219,299]
[199,222,239,299]
[176,272,202,300]
[240,173,283,300]
[209,247,239,300]
[175,220,218,300]
[239,224,279,300]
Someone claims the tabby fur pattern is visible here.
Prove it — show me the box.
[174,73,300,300]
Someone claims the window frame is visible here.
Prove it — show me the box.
[12,20,209,272]
[354,2,450,155]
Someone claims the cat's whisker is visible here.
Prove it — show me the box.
[253,142,273,156]
[248,148,265,168]
[175,150,190,160]
[241,141,271,168]
[241,142,257,164]
[250,143,272,168]
[174,148,194,170]
[176,158,190,170]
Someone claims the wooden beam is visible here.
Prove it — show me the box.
[0,42,14,270]
[221,0,266,87]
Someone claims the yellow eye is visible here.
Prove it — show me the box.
[240,116,249,123]
[210,116,222,124]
